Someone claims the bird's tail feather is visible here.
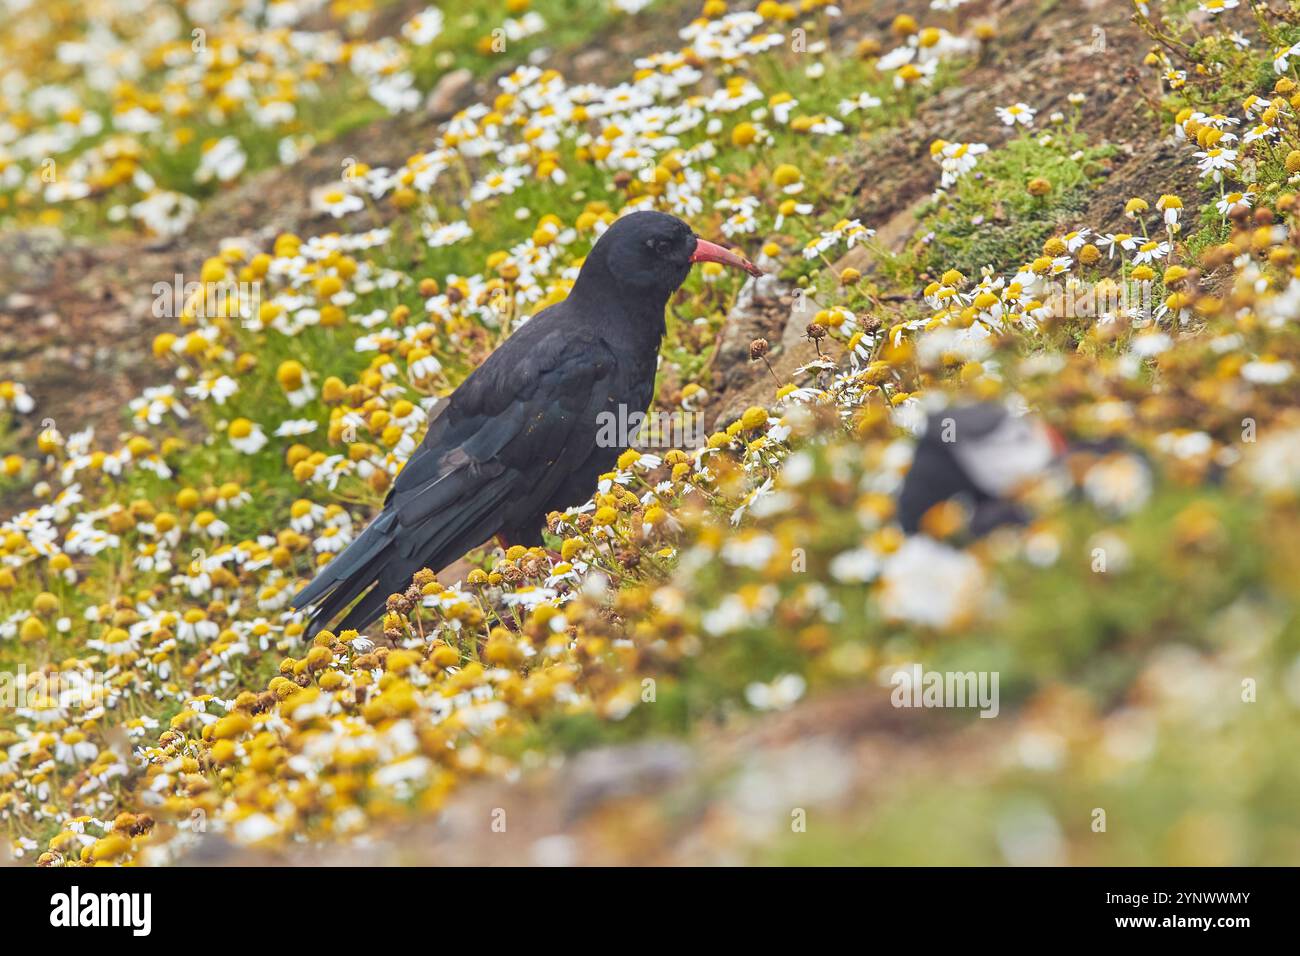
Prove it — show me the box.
[293,472,519,638]
[331,577,392,636]
[291,511,395,609]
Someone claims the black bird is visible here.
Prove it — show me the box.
[293,210,761,636]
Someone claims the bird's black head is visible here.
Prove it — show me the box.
[601,210,696,293]
[575,211,762,312]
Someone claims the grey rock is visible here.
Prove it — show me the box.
[572,48,609,78]
[563,741,695,821]
[426,68,474,122]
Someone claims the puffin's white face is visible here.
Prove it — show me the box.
[950,414,1057,497]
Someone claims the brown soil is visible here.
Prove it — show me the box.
[846,0,1203,242]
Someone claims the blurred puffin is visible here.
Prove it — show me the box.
[896,402,1066,537]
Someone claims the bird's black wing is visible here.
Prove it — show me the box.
[292,315,620,635]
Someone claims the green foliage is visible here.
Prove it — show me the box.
[915,130,1113,277]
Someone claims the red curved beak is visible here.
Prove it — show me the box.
[690,237,763,277]
[1045,423,1069,457]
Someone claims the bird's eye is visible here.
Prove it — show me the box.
[650,237,673,255]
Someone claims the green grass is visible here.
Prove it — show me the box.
[898,128,1115,279]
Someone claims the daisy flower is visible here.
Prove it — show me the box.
[228,419,268,455]
[839,92,883,116]
[315,188,364,219]
[931,140,989,188]
[401,7,445,45]
[195,137,247,184]
[423,220,473,247]
[1216,191,1252,216]
[996,103,1037,127]
[274,419,319,437]
[1241,357,1294,384]
[1132,240,1171,265]
[1194,147,1238,183]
